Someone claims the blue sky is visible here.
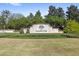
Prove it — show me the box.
[0,3,79,17]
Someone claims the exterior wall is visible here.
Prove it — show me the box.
[29,24,60,33]
[0,30,15,33]
[30,24,49,33]
[49,28,59,33]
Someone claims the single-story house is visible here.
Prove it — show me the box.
[23,24,63,33]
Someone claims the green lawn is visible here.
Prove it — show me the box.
[0,33,70,39]
[0,38,79,56]
[0,33,78,39]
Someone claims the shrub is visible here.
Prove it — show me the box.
[19,28,24,34]
[64,20,79,34]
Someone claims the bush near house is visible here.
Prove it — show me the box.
[64,20,79,35]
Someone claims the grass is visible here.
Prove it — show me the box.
[0,33,78,55]
[0,38,79,55]
[0,33,78,39]
[0,33,69,39]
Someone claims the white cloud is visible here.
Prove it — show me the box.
[10,3,22,6]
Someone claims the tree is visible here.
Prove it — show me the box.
[7,17,31,30]
[35,10,42,17]
[45,6,65,30]
[32,10,45,24]
[0,16,3,29]
[48,5,57,16]
[18,17,31,28]
[48,5,65,18]
[64,20,79,34]
[66,5,79,21]
[0,10,11,29]
[45,15,65,30]
[27,13,34,20]
[57,7,65,18]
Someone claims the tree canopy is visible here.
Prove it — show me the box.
[66,5,79,22]
[0,4,79,32]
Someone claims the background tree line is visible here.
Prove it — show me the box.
[0,4,79,34]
